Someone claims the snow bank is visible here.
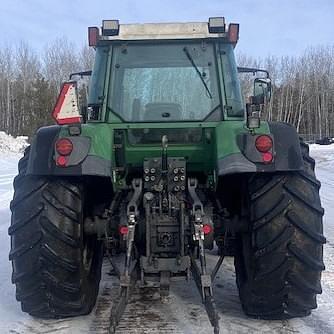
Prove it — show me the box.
[0,131,28,154]
[310,143,334,151]
[309,143,334,171]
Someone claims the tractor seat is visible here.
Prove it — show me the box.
[144,103,182,121]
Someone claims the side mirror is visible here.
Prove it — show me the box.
[253,78,272,104]
[246,78,272,130]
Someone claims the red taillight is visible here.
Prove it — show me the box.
[119,226,129,235]
[228,23,239,44]
[203,224,213,235]
[56,155,68,167]
[255,135,273,153]
[262,152,273,164]
[56,138,73,156]
[88,26,99,47]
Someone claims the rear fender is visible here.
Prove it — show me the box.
[217,122,303,176]
[26,125,112,177]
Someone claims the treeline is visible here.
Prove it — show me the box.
[237,45,334,140]
[0,40,333,140]
[0,39,94,137]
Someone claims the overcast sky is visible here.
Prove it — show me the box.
[0,0,333,58]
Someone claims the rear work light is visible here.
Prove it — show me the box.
[208,17,226,33]
[255,135,273,153]
[55,138,73,156]
[102,20,120,36]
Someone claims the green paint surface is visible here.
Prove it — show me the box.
[58,120,271,173]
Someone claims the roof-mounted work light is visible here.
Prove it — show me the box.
[88,27,99,47]
[208,17,226,33]
[102,20,120,36]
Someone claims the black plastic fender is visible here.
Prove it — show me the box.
[217,121,303,176]
[26,125,111,177]
[267,121,303,171]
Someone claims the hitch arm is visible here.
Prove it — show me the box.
[189,178,220,334]
[109,179,142,333]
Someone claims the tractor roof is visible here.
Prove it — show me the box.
[88,18,239,46]
[100,22,226,41]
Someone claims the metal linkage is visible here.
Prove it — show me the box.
[109,220,138,333]
[127,179,142,217]
[188,178,221,334]
[191,222,220,334]
[109,179,142,334]
[188,178,204,215]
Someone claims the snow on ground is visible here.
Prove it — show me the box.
[0,131,28,154]
[0,140,334,334]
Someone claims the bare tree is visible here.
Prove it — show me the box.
[43,37,80,90]
[0,40,333,141]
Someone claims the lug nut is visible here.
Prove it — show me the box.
[173,168,179,174]
[174,186,180,191]
[150,175,155,181]
[180,175,185,181]
[144,176,150,182]
[144,168,149,174]
[180,168,185,173]
[150,168,156,173]
[181,185,185,191]
[174,176,179,182]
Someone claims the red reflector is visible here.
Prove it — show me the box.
[228,23,239,44]
[255,135,273,153]
[203,224,213,235]
[56,117,82,125]
[262,152,273,164]
[119,226,129,235]
[52,81,81,125]
[88,26,99,47]
[55,138,73,156]
[56,156,68,167]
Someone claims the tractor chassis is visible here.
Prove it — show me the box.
[89,177,225,334]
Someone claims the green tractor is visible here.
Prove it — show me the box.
[9,17,325,333]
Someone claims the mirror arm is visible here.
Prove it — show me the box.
[237,66,270,78]
[69,70,92,80]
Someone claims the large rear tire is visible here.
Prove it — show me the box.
[235,141,326,319]
[9,147,103,318]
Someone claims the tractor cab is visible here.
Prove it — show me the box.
[87,19,244,123]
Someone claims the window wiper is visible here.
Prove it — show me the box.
[202,104,221,121]
[183,47,213,99]
[106,105,126,122]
